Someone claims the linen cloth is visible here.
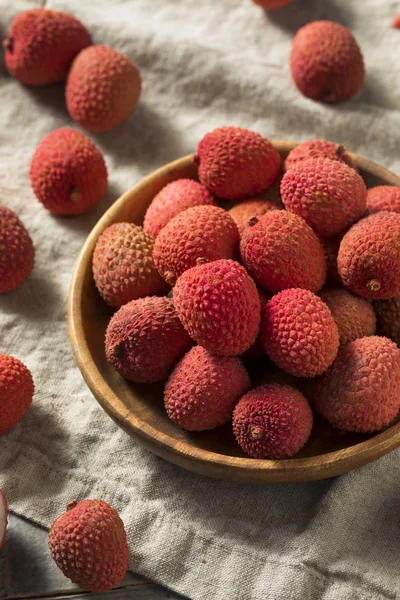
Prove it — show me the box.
[1,1,400,598]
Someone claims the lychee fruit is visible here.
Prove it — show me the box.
[366,185,400,214]
[164,346,250,431]
[319,235,342,286]
[252,0,293,8]
[392,15,400,29]
[374,297,400,347]
[314,336,400,432]
[240,210,326,294]
[3,9,91,86]
[30,128,107,216]
[93,222,168,308]
[174,259,261,356]
[280,158,367,237]
[228,197,281,237]
[143,179,215,238]
[196,127,281,200]
[290,21,365,104]
[0,490,7,550]
[319,288,376,345]
[0,354,34,434]
[105,296,192,383]
[261,288,339,377]
[66,45,141,133]
[338,211,400,299]
[284,139,356,172]
[48,499,128,593]
[153,205,239,286]
[233,384,313,459]
[0,206,34,293]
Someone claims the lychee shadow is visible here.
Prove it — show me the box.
[265,0,355,33]
[25,81,69,120]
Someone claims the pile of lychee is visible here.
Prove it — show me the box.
[90,126,400,461]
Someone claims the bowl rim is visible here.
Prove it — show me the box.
[68,143,400,483]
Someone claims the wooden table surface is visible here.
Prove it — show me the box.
[1,514,182,600]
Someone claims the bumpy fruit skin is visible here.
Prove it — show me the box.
[105,297,192,383]
[252,0,293,8]
[281,158,367,237]
[261,288,339,377]
[3,9,91,86]
[319,236,342,286]
[320,288,376,345]
[284,140,356,172]
[143,179,215,238]
[240,211,326,294]
[153,205,239,286]
[174,259,260,356]
[290,21,364,104]
[0,206,34,293]
[374,298,400,346]
[228,198,281,237]
[93,222,167,308]
[338,212,400,299]
[0,490,8,549]
[233,384,313,459]
[196,127,281,200]
[366,186,400,214]
[66,45,141,133]
[30,128,107,216]
[164,346,250,431]
[0,354,34,434]
[48,500,128,593]
[314,336,400,432]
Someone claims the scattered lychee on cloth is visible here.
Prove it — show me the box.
[1,1,400,600]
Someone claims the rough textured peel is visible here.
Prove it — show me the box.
[284,139,356,172]
[0,206,34,293]
[366,186,400,214]
[0,354,34,434]
[319,288,376,345]
[228,198,281,237]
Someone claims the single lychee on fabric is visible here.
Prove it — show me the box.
[105,296,192,383]
[153,205,239,286]
[143,179,215,238]
[281,158,367,237]
[314,336,400,432]
[0,490,7,549]
[374,298,400,347]
[284,140,356,172]
[30,128,107,216]
[66,45,141,133]
[240,210,326,294]
[338,212,400,299]
[174,259,261,356]
[0,354,34,434]
[252,0,293,8]
[233,384,313,459]
[290,21,365,104]
[228,198,281,237]
[48,499,128,592]
[3,9,91,86]
[164,346,250,431]
[366,186,400,214]
[319,288,376,345]
[93,222,168,308]
[0,206,35,293]
[196,127,281,200]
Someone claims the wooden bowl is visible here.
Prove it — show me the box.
[68,141,400,484]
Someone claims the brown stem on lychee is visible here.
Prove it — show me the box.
[196,257,208,265]
[70,188,82,203]
[66,500,78,511]
[250,426,264,440]
[248,216,259,227]
[335,144,346,159]
[366,279,381,292]
[2,38,13,53]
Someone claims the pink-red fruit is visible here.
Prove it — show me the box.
[164,346,250,431]
[66,45,141,133]
[366,186,400,214]
[30,128,107,216]
[3,9,91,85]
[319,288,376,345]
[314,336,400,432]
[233,384,313,458]
[228,198,281,237]
[374,298,400,347]
[143,179,215,238]
[240,210,326,294]
[252,0,293,8]
[0,206,34,292]
[281,158,367,237]
[0,490,7,549]
[290,21,364,104]
[261,289,339,377]
[284,140,356,172]
[338,212,400,299]
[153,205,239,286]
[196,127,281,200]
[174,259,261,356]
[105,297,192,383]
[392,15,400,29]
[93,222,167,308]
[48,500,128,592]
[0,354,34,434]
